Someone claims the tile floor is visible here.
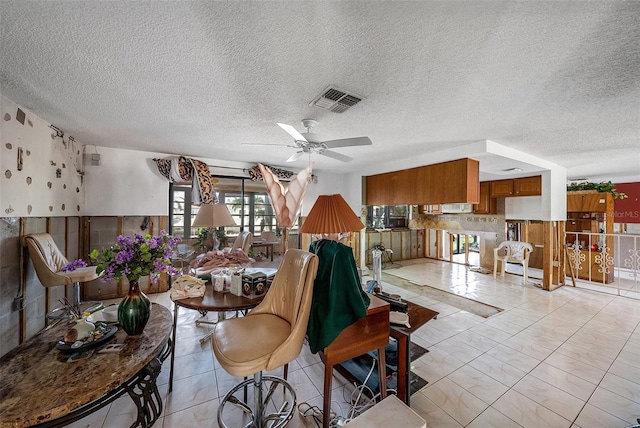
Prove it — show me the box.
[68,258,639,427]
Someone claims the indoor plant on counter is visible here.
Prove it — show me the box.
[90,231,180,335]
[566,181,628,199]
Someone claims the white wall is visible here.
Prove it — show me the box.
[84,147,169,216]
[1,97,84,217]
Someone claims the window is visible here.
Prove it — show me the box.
[366,205,408,229]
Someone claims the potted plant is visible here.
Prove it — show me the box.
[566,181,627,199]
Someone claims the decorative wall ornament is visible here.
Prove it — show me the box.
[5,143,11,149]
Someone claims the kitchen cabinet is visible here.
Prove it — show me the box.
[490,179,514,197]
[490,176,542,198]
[473,182,496,214]
[365,158,479,205]
[514,176,542,196]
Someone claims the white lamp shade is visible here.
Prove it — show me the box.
[192,204,236,228]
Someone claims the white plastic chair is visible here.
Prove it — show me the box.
[493,241,533,284]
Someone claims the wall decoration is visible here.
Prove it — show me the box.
[63,184,66,189]
[5,205,14,214]
[5,143,11,149]
[61,204,65,211]
[17,147,23,170]
[16,108,25,125]
[56,168,61,178]
[26,177,31,185]
[27,119,33,127]
[27,205,32,214]
[47,182,52,189]
[5,170,11,179]
[26,150,30,156]
[50,161,57,166]
[3,113,10,121]
[48,206,53,212]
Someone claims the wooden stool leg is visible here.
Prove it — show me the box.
[377,347,387,400]
[323,363,333,428]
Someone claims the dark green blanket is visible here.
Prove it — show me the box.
[307,239,370,354]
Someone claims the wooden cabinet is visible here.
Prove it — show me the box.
[473,182,496,214]
[567,192,612,212]
[490,179,514,197]
[365,158,479,205]
[514,176,542,196]
[490,176,542,198]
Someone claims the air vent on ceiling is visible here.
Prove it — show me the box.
[310,86,365,113]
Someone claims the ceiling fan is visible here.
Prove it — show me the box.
[245,119,372,162]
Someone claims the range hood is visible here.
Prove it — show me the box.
[441,203,474,213]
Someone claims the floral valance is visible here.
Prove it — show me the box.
[248,164,295,181]
[153,156,217,205]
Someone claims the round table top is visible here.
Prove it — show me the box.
[174,268,277,312]
[0,303,172,427]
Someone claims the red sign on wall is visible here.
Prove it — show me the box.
[614,182,640,224]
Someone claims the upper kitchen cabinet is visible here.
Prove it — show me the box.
[490,176,542,198]
[365,158,479,206]
[473,181,497,214]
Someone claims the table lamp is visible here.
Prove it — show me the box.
[300,194,364,236]
[192,203,236,250]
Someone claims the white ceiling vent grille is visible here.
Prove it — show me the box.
[310,86,365,113]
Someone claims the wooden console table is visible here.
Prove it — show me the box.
[251,241,274,261]
[0,304,172,428]
[318,294,390,428]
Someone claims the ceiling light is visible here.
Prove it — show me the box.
[502,167,523,173]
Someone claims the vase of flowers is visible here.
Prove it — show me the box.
[90,231,180,335]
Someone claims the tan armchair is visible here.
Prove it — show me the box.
[23,233,100,318]
[212,249,318,427]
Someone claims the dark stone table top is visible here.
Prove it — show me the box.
[0,303,171,427]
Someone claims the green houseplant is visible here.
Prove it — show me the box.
[566,181,627,200]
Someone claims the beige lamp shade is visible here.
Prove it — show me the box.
[300,194,364,234]
[192,204,236,228]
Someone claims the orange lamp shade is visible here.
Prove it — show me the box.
[299,194,364,234]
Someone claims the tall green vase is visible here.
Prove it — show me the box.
[118,279,152,335]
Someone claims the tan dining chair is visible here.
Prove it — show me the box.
[230,230,253,254]
[23,233,101,319]
[212,249,318,428]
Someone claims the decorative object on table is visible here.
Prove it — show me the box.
[193,203,236,250]
[230,272,243,296]
[258,162,313,254]
[170,275,207,300]
[241,272,268,298]
[90,231,180,335]
[56,324,118,353]
[189,249,252,276]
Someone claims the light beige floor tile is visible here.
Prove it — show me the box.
[513,374,585,421]
[408,393,464,428]
[170,349,215,381]
[588,386,640,425]
[447,364,509,405]
[529,362,597,402]
[162,399,219,427]
[433,336,485,363]
[301,361,347,398]
[422,377,489,425]
[599,372,640,404]
[164,369,218,415]
[554,341,617,371]
[453,328,502,352]
[467,323,512,344]
[468,353,527,387]
[572,403,631,428]
[467,406,523,428]
[492,389,572,428]
[501,333,557,360]
[64,404,109,428]
[544,351,606,385]
[487,343,541,373]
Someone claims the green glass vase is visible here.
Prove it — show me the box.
[118,279,151,335]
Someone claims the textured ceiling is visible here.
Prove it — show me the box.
[1,1,639,181]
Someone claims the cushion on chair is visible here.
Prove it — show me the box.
[24,233,98,287]
[212,314,291,377]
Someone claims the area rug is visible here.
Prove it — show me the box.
[335,340,429,397]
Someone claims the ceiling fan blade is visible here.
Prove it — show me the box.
[277,123,308,143]
[320,150,353,162]
[322,136,372,148]
[286,151,305,162]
